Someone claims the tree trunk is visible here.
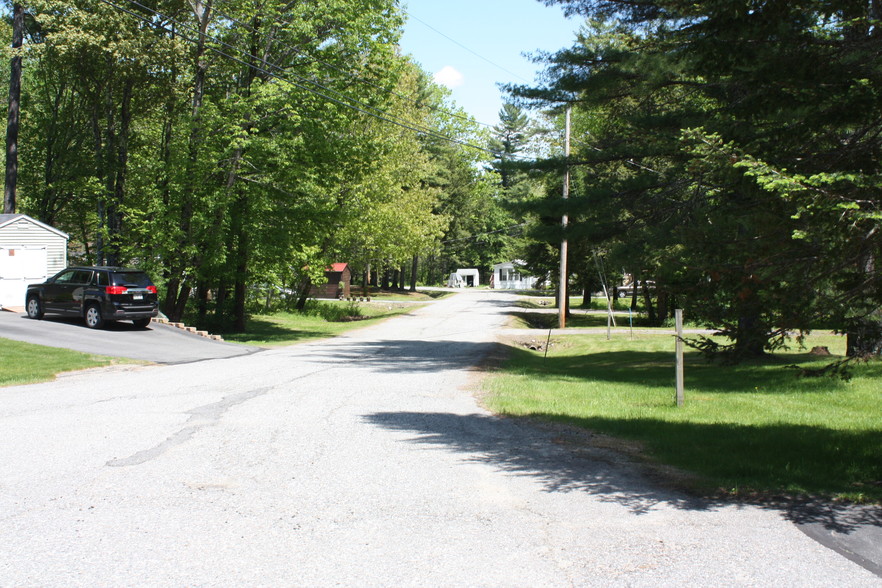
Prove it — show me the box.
[160,1,212,327]
[630,277,639,311]
[214,284,228,320]
[410,255,418,292]
[847,313,882,357]
[847,251,881,356]
[106,79,133,267]
[657,289,669,323]
[173,284,191,322]
[363,262,371,297]
[295,277,311,311]
[163,278,180,318]
[231,189,249,331]
[3,3,22,214]
[735,313,767,357]
[234,271,247,331]
[196,280,209,325]
[641,281,657,326]
[582,281,591,306]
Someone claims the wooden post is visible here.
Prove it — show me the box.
[675,309,684,406]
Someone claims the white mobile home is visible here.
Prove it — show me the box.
[492,261,537,290]
[0,214,68,308]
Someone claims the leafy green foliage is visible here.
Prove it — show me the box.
[511,2,882,358]
[8,1,488,328]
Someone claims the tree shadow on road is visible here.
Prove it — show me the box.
[362,410,882,536]
[311,340,508,373]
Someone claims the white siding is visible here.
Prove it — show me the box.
[0,216,68,307]
[0,219,67,273]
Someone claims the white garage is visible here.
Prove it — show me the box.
[0,214,68,309]
[447,268,479,288]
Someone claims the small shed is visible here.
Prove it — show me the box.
[0,214,68,308]
[310,262,351,299]
[449,268,479,287]
[492,261,537,290]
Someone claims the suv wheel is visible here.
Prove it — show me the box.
[84,304,105,329]
[26,296,43,319]
[132,318,152,329]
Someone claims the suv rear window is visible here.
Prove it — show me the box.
[111,272,153,288]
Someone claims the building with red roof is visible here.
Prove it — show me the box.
[310,262,352,299]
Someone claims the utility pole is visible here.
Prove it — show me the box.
[557,106,571,329]
[4,3,23,214]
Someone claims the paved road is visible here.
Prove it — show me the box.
[0,291,879,586]
[0,309,260,363]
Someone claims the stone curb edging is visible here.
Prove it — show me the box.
[152,317,224,341]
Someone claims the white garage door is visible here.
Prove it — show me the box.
[0,246,48,307]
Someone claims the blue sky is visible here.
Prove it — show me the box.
[398,1,581,127]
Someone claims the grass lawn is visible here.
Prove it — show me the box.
[345,288,450,302]
[483,332,882,503]
[220,299,424,346]
[0,338,123,387]
[510,296,705,330]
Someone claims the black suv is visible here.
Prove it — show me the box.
[26,266,159,329]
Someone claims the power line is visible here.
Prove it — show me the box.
[111,0,438,136]
[99,0,507,157]
[400,8,534,85]
[211,0,498,131]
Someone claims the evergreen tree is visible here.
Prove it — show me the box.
[515,1,882,357]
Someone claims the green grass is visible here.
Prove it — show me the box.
[509,303,685,330]
[0,338,123,387]
[483,332,882,503]
[221,299,422,346]
[346,288,450,302]
[511,296,709,330]
[509,309,651,330]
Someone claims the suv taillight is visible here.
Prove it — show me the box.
[147,285,157,294]
[106,286,128,295]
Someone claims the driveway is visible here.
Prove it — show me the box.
[0,309,260,363]
[0,290,879,585]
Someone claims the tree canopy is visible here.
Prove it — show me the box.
[512,0,882,357]
[3,0,513,329]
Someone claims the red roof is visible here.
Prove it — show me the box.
[329,263,348,273]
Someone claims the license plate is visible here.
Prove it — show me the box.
[133,294,143,300]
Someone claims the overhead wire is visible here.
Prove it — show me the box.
[99,0,517,158]
[210,0,499,131]
[108,0,446,137]
[400,8,535,85]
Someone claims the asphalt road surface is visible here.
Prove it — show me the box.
[0,310,260,363]
[1,291,880,586]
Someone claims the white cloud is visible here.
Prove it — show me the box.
[434,65,464,88]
